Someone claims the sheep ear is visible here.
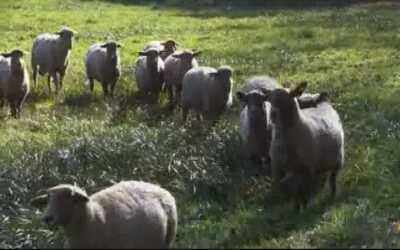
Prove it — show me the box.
[117,43,123,48]
[71,190,89,203]
[208,72,218,77]
[30,194,49,208]
[193,51,202,57]
[100,43,109,48]
[290,81,308,97]
[236,91,247,102]
[138,51,147,56]
[1,53,12,58]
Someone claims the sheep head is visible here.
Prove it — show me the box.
[161,39,179,52]
[101,42,122,61]
[35,184,89,227]
[264,81,308,126]
[56,27,76,49]
[1,49,27,75]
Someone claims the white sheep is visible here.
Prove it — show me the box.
[0,49,30,118]
[32,181,178,249]
[134,48,165,103]
[163,50,201,109]
[265,81,344,212]
[181,65,232,124]
[31,27,75,93]
[143,39,179,61]
[85,41,122,96]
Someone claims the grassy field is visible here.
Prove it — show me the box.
[1,0,400,248]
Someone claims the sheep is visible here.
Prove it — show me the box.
[237,76,329,171]
[0,49,30,118]
[85,41,122,96]
[181,65,232,124]
[143,39,179,61]
[31,27,75,93]
[134,48,165,103]
[31,181,178,249]
[163,50,201,109]
[264,81,344,212]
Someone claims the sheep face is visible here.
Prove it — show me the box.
[101,42,121,62]
[237,90,268,121]
[265,81,307,127]
[139,49,163,70]
[161,40,178,53]
[209,66,232,92]
[1,49,26,75]
[39,185,89,227]
[172,50,201,63]
[57,28,75,50]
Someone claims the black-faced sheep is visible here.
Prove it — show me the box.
[32,181,178,249]
[0,49,30,118]
[31,27,75,93]
[264,81,344,212]
[85,42,122,97]
[237,76,329,172]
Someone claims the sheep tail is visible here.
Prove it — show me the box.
[164,204,177,248]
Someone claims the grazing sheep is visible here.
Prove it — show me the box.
[181,65,232,124]
[0,49,30,118]
[264,81,344,212]
[237,76,329,170]
[32,181,178,249]
[31,27,75,93]
[85,42,122,96]
[143,39,179,61]
[164,50,201,109]
[134,48,165,103]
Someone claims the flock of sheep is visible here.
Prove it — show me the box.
[0,26,345,248]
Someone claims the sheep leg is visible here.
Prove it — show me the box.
[167,85,174,110]
[59,68,66,90]
[182,106,188,122]
[89,78,94,93]
[101,82,109,96]
[47,74,52,92]
[175,85,182,106]
[9,99,17,118]
[52,72,60,94]
[110,82,116,97]
[32,66,38,88]
[329,169,338,199]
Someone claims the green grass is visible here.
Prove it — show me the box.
[1,0,400,248]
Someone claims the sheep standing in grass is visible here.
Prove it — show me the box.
[134,48,165,103]
[85,42,122,96]
[31,27,75,93]
[32,181,178,249]
[237,76,328,171]
[164,50,201,109]
[143,39,179,60]
[181,65,232,124]
[0,49,30,118]
[264,81,344,212]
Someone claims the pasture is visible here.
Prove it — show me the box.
[1,0,400,248]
